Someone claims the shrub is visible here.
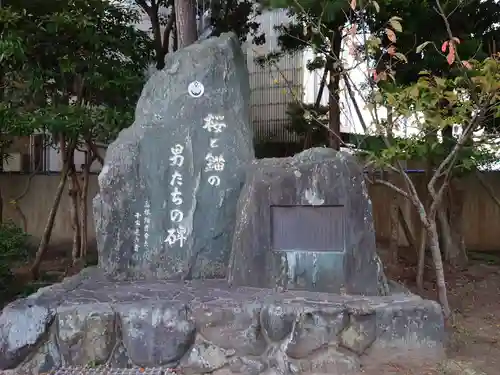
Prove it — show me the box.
[0,220,29,302]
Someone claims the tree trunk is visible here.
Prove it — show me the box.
[448,178,467,267]
[398,206,417,252]
[0,184,3,224]
[174,0,197,48]
[416,162,433,291]
[173,25,179,51]
[30,162,70,279]
[437,207,455,261]
[151,14,164,68]
[0,146,5,223]
[389,194,399,264]
[303,67,328,150]
[386,109,398,264]
[437,199,467,268]
[426,219,451,318]
[79,149,91,260]
[437,125,467,268]
[327,31,342,150]
[416,225,427,293]
[69,159,81,265]
[135,0,175,69]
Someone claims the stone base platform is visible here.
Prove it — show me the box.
[0,268,445,375]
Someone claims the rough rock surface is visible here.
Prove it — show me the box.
[93,32,254,281]
[228,148,384,295]
[0,268,445,375]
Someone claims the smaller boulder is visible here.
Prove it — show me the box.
[228,148,384,295]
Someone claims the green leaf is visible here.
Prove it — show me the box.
[416,41,432,54]
[389,19,402,33]
[394,52,408,63]
[434,76,446,88]
[409,85,419,98]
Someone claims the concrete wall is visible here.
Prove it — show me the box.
[2,172,500,254]
[371,172,500,252]
[0,173,100,253]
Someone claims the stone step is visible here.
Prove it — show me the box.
[1,367,178,375]
[52,367,177,375]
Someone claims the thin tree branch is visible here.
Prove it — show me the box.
[428,110,485,214]
[135,0,151,12]
[162,6,175,56]
[368,177,411,200]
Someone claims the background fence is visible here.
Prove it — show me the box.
[2,171,500,254]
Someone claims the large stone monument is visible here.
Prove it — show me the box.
[228,148,386,295]
[0,33,445,375]
[93,33,254,281]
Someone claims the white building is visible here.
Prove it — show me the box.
[245,9,374,142]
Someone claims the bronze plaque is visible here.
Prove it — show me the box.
[271,205,345,252]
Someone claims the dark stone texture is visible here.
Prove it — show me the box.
[228,356,266,374]
[291,347,361,374]
[93,32,254,281]
[193,300,266,356]
[107,341,133,368]
[116,302,196,367]
[287,309,348,359]
[370,299,445,355]
[18,330,61,374]
[339,314,376,354]
[179,339,228,374]
[260,304,296,342]
[56,303,116,366]
[228,148,383,295]
[0,298,54,369]
[0,270,445,374]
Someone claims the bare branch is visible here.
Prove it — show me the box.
[428,109,486,214]
[135,0,151,12]
[371,178,411,200]
[434,0,480,104]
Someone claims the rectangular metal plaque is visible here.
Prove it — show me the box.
[271,205,345,252]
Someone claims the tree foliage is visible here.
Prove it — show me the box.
[364,57,500,172]
[261,0,500,144]
[0,0,154,276]
[366,0,500,84]
[133,0,265,69]
[1,0,152,138]
[263,0,500,317]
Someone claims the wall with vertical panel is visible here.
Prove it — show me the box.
[244,9,304,143]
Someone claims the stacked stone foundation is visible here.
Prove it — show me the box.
[0,269,444,375]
